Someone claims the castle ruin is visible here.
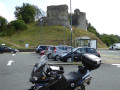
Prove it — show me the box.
[41,4,86,30]
[42,5,70,28]
[72,9,86,30]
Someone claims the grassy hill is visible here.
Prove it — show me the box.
[0,22,107,49]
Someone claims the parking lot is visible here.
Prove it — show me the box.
[0,49,120,90]
[98,49,120,64]
[40,49,120,65]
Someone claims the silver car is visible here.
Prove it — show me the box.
[50,45,70,61]
[44,46,54,59]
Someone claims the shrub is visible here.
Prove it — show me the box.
[0,16,7,32]
[10,20,27,31]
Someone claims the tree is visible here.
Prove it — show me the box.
[33,6,43,21]
[87,22,101,39]
[0,16,7,32]
[14,3,36,23]
[101,34,120,46]
[10,19,27,31]
[101,34,112,46]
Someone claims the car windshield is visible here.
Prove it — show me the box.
[40,46,47,50]
[2,46,11,49]
[58,47,63,50]
[73,48,78,52]
[62,47,67,50]
[87,48,97,53]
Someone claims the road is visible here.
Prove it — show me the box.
[0,50,120,90]
[99,49,120,64]
[0,53,38,90]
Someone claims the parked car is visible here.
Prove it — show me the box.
[58,47,100,62]
[66,46,73,52]
[109,43,120,50]
[36,45,53,53]
[39,50,46,55]
[44,46,55,59]
[0,46,19,53]
[50,45,72,61]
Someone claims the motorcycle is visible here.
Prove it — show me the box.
[29,53,101,90]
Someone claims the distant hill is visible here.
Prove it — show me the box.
[0,22,107,49]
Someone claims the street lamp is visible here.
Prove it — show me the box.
[63,25,65,45]
[70,0,74,62]
[40,18,42,45]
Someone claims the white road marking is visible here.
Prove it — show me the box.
[7,60,14,66]
[12,54,16,56]
[112,64,120,67]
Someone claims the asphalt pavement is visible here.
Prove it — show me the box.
[0,50,120,90]
[98,49,120,64]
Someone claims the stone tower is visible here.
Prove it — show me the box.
[42,5,70,28]
[72,9,86,30]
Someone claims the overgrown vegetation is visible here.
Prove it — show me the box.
[10,20,27,31]
[0,22,107,49]
[0,3,43,37]
[0,16,7,32]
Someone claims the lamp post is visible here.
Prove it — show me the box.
[63,25,65,45]
[70,0,74,62]
[40,18,42,45]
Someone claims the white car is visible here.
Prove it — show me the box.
[109,43,120,50]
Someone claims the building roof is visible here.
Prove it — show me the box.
[75,36,90,40]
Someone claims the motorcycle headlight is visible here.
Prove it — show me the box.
[41,76,46,80]
[41,71,46,80]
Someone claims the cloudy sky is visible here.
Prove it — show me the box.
[0,0,120,36]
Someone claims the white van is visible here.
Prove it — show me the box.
[109,43,120,50]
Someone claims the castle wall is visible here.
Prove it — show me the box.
[77,12,86,30]
[72,9,86,30]
[42,5,70,28]
[41,5,86,30]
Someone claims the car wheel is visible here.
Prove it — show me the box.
[55,55,60,61]
[67,57,72,63]
[48,54,52,59]
[0,52,3,54]
[11,51,14,54]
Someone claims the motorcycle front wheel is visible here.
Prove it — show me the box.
[74,85,85,90]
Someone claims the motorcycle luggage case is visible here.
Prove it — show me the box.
[82,53,101,70]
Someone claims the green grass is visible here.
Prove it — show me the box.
[0,22,107,49]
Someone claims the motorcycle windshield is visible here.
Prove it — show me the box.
[34,55,48,72]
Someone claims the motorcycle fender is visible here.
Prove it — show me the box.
[75,75,92,88]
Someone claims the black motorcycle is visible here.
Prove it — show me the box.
[29,54,101,90]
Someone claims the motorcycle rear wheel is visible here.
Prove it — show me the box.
[74,85,85,90]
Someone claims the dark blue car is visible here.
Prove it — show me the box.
[58,47,100,62]
[0,46,18,53]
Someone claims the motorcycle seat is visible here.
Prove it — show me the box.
[63,69,85,83]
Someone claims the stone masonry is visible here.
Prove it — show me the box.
[41,4,86,30]
[72,9,86,30]
[42,5,70,28]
